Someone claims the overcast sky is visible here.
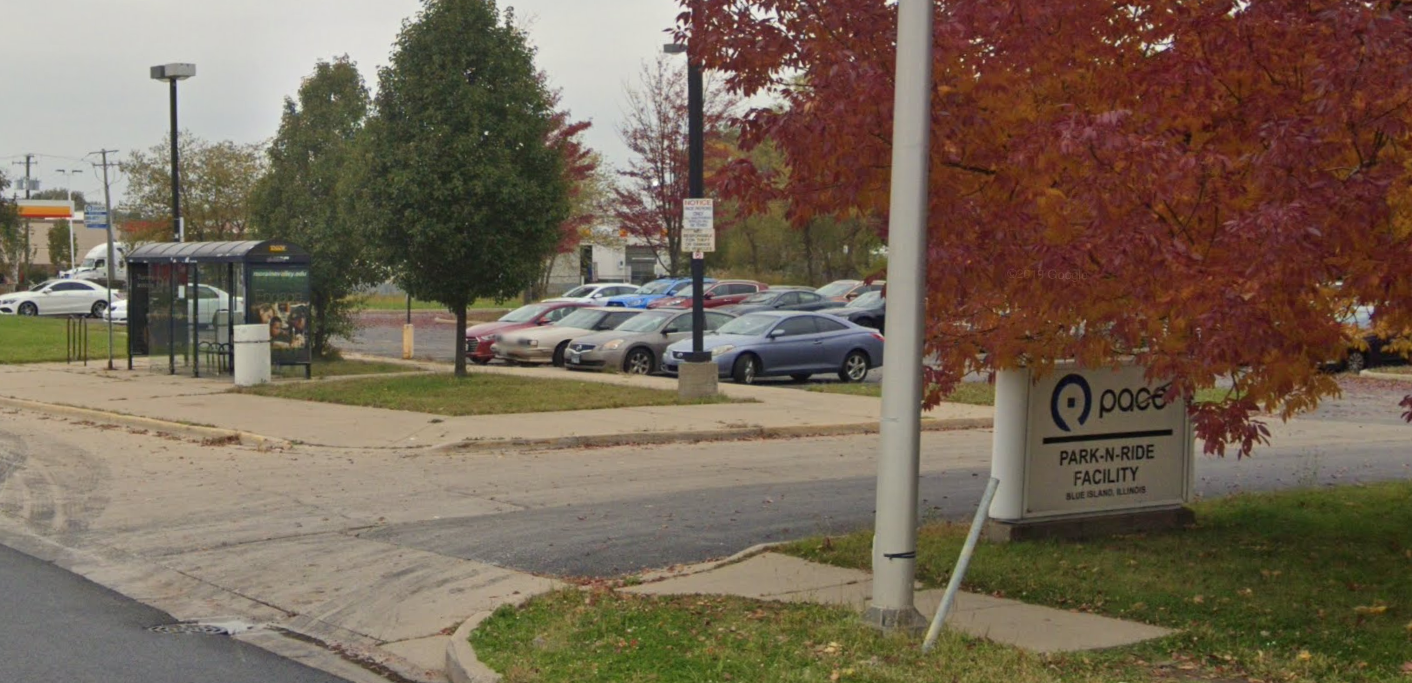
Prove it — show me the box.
[0,0,687,203]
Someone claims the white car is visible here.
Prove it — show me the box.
[0,279,122,317]
[103,285,245,327]
[542,282,640,304]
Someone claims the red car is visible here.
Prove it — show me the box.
[464,301,589,365]
[647,280,767,309]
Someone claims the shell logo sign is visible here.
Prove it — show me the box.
[16,200,74,219]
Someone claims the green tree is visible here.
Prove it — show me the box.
[122,135,265,241]
[251,56,380,358]
[0,172,20,286]
[362,0,570,376]
[45,220,73,270]
[28,188,87,211]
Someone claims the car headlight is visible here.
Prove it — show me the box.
[603,339,625,350]
[711,345,735,358]
[527,339,539,347]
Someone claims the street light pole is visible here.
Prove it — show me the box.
[865,0,935,633]
[55,168,83,270]
[150,63,195,243]
[664,41,718,399]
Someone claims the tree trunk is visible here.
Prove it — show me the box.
[453,304,468,377]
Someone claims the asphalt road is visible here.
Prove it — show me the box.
[362,416,1412,578]
[0,542,351,683]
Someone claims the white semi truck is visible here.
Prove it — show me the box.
[63,243,129,285]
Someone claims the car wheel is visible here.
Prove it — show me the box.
[90,300,109,318]
[732,354,761,384]
[790,373,812,383]
[552,341,570,367]
[623,348,654,375]
[469,356,490,366]
[18,302,38,316]
[1345,350,1367,373]
[838,350,870,383]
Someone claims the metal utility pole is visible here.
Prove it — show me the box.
[864,0,935,633]
[16,154,35,286]
[150,63,195,243]
[94,150,120,370]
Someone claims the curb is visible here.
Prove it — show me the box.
[1357,369,1412,382]
[0,396,291,450]
[445,612,502,683]
[428,417,994,453]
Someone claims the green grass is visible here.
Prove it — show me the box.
[474,483,1412,683]
[0,316,128,364]
[808,382,1237,406]
[472,590,1146,683]
[238,373,739,416]
[271,358,412,379]
[357,294,509,311]
[781,482,1412,682]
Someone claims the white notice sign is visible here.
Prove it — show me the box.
[1022,364,1192,518]
[681,198,715,253]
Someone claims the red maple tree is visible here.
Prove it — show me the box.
[611,55,738,277]
[682,0,1412,454]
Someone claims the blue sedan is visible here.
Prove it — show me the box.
[662,311,884,384]
[602,277,714,309]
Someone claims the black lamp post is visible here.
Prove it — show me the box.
[150,63,195,242]
[663,43,708,362]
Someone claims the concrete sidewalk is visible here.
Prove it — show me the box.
[0,359,992,451]
[446,551,1175,682]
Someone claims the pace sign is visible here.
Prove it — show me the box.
[1021,364,1192,518]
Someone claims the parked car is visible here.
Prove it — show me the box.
[815,279,885,302]
[102,284,244,327]
[0,279,122,317]
[542,282,640,304]
[825,290,885,330]
[722,288,844,315]
[603,277,710,309]
[1335,304,1407,372]
[648,280,767,309]
[493,306,644,366]
[661,311,885,384]
[464,301,589,365]
[564,309,736,374]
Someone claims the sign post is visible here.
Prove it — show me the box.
[988,364,1195,541]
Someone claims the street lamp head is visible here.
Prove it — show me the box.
[663,43,687,55]
[150,63,196,81]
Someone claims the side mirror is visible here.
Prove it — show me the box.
[768,328,786,339]
[702,292,715,300]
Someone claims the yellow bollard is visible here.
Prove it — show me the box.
[402,324,414,360]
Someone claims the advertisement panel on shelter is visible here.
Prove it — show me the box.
[1023,364,1192,518]
[248,266,311,364]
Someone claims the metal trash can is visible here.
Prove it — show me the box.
[233,324,272,386]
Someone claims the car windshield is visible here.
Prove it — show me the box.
[560,285,594,298]
[615,311,671,333]
[500,304,551,323]
[816,280,860,298]
[851,291,883,308]
[741,292,778,304]
[717,314,779,337]
[672,286,696,298]
[556,309,606,329]
[638,280,675,295]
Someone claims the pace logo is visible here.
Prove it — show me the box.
[1050,374,1092,433]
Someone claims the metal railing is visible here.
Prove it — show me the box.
[66,315,90,366]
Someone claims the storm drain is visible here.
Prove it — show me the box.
[147,620,259,636]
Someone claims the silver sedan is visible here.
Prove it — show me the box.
[564,309,735,374]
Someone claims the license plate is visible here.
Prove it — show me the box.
[566,351,581,364]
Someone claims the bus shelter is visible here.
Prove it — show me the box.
[125,240,312,378]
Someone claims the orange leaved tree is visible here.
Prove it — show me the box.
[683,0,1412,453]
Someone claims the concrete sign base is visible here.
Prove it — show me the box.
[983,505,1195,543]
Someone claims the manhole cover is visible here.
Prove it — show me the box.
[149,623,233,636]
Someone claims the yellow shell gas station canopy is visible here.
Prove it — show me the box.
[16,200,74,219]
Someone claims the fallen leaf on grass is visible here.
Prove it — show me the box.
[1296,651,1312,662]
[1354,604,1389,616]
